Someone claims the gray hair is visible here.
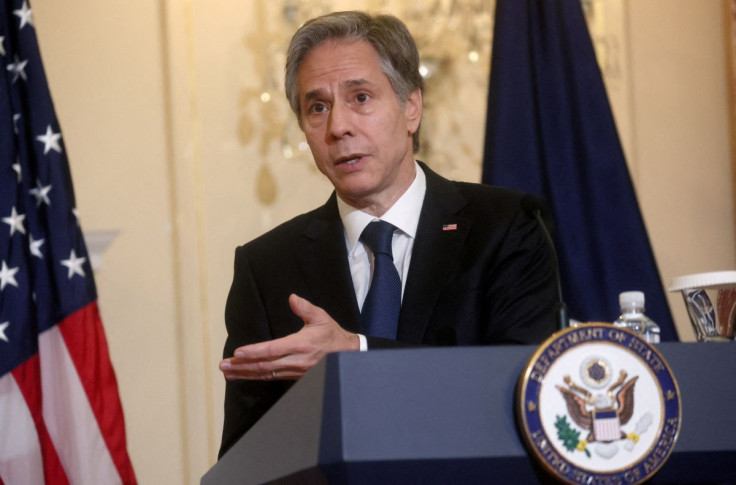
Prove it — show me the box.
[284,11,424,152]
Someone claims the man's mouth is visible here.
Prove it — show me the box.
[335,155,364,165]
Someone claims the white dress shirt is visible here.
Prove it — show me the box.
[337,162,427,350]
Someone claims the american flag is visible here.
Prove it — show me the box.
[0,1,136,483]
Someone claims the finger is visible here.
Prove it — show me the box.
[222,362,309,381]
[232,351,315,373]
[288,293,310,321]
[288,293,329,326]
[233,335,303,360]
[223,371,303,381]
[232,341,278,360]
[224,343,318,370]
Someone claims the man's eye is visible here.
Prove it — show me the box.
[309,103,327,113]
[355,93,369,103]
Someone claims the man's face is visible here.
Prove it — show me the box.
[297,39,422,215]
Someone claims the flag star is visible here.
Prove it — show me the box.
[7,56,28,83]
[0,322,9,342]
[29,179,52,206]
[0,261,20,290]
[36,125,63,154]
[2,206,26,236]
[14,1,34,29]
[61,250,86,279]
[72,207,80,224]
[29,235,44,259]
[13,114,21,134]
[0,36,5,56]
[12,161,22,182]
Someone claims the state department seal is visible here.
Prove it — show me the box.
[517,324,681,484]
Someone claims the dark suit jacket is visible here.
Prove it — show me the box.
[219,162,557,457]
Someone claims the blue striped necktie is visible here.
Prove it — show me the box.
[360,220,401,339]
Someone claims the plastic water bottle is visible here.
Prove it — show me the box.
[613,291,661,344]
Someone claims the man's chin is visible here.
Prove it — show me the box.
[331,173,375,195]
[335,183,380,207]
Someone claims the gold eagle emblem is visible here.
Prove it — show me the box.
[556,370,638,443]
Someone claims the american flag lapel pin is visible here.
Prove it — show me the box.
[442,223,457,231]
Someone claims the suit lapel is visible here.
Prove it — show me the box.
[295,194,362,333]
[398,164,471,343]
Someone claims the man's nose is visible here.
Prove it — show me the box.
[327,102,354,139]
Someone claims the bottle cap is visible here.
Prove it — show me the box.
[620,291,645,309]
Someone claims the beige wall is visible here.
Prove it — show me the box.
[624,0,735,336]
[31,0,734,483]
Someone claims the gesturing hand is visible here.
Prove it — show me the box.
[219,294,360,381]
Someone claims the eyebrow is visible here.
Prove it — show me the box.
[303,78,373,103]
[345,78,371,88]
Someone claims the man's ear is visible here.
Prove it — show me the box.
[404,89,423,134]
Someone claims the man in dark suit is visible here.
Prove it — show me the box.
[218,11,557,457]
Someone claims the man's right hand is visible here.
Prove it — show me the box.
[219,294,360,381]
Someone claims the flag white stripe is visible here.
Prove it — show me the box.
[0,373,45,485]
[594,418,621,442]
[40,327,121,485]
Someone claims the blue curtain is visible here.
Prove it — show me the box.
[482,0,677,340]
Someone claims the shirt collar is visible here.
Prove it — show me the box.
[338,161,427,252]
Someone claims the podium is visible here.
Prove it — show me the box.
[202,343,736,484]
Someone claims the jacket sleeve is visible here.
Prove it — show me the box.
[480,197,558,344]
[218,247,293,458]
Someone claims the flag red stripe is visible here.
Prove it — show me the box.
[11,357,70,485]
[57,303,137,485]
